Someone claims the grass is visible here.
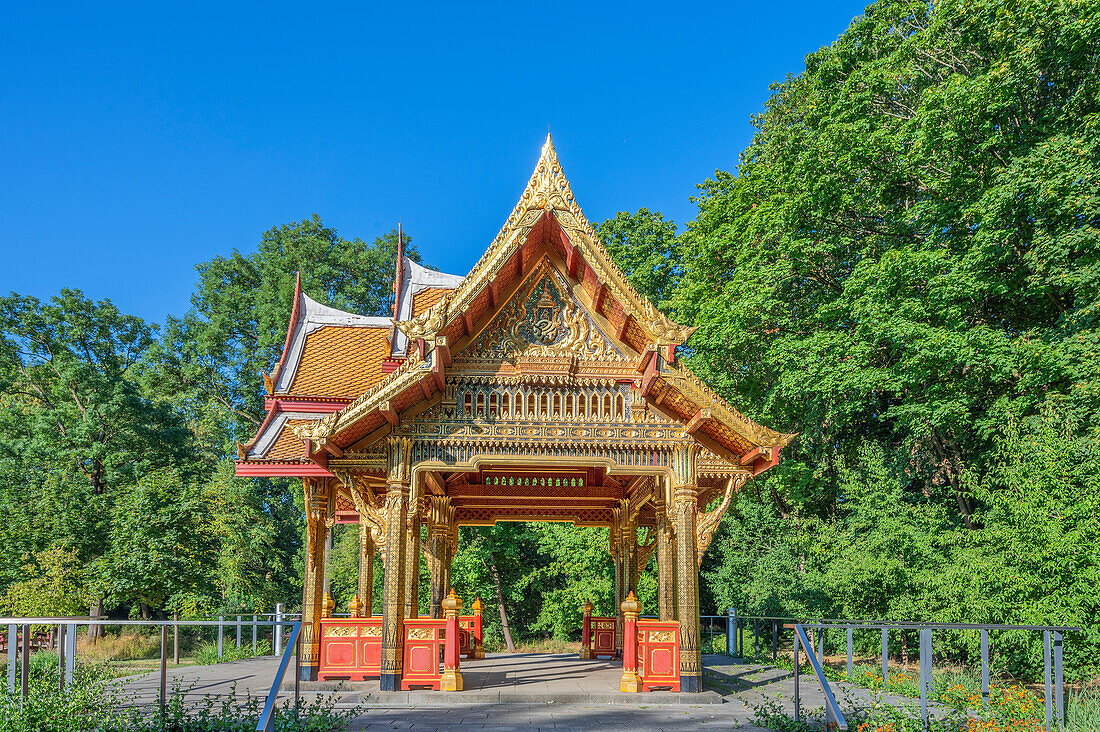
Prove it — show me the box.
[78,633,161,663]
[194,640,273,665]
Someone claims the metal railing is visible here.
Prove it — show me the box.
[794,624,847,729]
[705,612,1078,732]
[0,611,301,725]
[256,621,301,732]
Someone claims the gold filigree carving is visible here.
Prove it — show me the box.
[323,626,358,638]
[292,411,340,454]
[407,627,435,640]
[648,630,675,643]
[468,267,622,362]
[694,475,746,567]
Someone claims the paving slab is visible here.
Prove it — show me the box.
[116,650,951,729]
[286,653,723,705]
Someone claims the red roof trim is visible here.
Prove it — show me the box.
[234,462,335,477]
[266,271,303,393]
[264,397,351,412]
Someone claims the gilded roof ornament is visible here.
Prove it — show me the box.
[292,410,340,452]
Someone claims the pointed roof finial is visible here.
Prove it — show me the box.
[393,223,404,319]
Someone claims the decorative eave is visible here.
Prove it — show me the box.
[391,257,465,358]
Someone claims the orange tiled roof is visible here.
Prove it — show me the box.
[411,287,451,317]
[287,325,391,398]
[265,419,311,461]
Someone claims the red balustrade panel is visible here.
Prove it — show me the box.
[591,617,617,659]
[637,620,680,692]
[458,617,475,659]
[319,617,383,680]
[401,618,446,690]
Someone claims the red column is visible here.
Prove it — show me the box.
[619,592,641,692]
[472,597,485,659]
[441,589,463,691]
[580,599,594,660]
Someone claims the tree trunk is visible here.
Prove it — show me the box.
[483,551,515,653]
[87,597,104,642]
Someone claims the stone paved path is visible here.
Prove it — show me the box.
[118,652,943,730]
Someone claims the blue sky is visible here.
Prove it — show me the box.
[1,1,867,324]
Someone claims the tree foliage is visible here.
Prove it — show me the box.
[687,0,1100,679]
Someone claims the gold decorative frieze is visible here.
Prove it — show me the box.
[323,626,358,638]
[407,627,435,640]
[648,630,675,643]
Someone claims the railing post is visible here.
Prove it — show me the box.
[274,604,283,654]
[57,623,65,692]
[236,615,242,649]
[580,599,593,660]
[754,620,760,658]
[173,613,180,665]
[847,626,853,678]
[981,629,990,709]
[218,615,224,659]
[772,620,778,662]
[1053,630,1064,730]
[727,607,737,656]
[65,623,75,689]
[159,625,168,722]
[619,592,642,692]
[441,590,463,691]
[472,597,485,659]
[20,623,29,701]
[919,628,931,732]
[252,614,258,654]
[1044,631,1053,732]
[793,625,800,722]
[6,623,16,693]
[881,627,889,686]
[817,625,824,662]
[294,623,300,719]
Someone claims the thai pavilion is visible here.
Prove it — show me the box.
[235,136,792,692]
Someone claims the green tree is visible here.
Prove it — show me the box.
[674,0,1100,521]
[101,468,212,617]
[0,290,199,626]
[596,209,681,308]
[150,216,420,452]
[1,546,88,617]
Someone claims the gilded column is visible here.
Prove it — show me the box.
[380,435,412,692]
[671,442,702,692]
[655,482,677,622]
[404,481,421,619]
[300,477,332,681]
[358,533,374,617]
[425,495,454,618]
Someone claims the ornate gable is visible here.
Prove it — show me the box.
[463,258,625,364]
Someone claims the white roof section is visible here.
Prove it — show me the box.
[248,410,324,459]
[273,293,391,394]
[392,256,465,356]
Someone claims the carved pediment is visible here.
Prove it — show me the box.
[464,261,625,364]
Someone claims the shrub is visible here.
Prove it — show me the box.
[194,640,272,666]
[0,663,353,732]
